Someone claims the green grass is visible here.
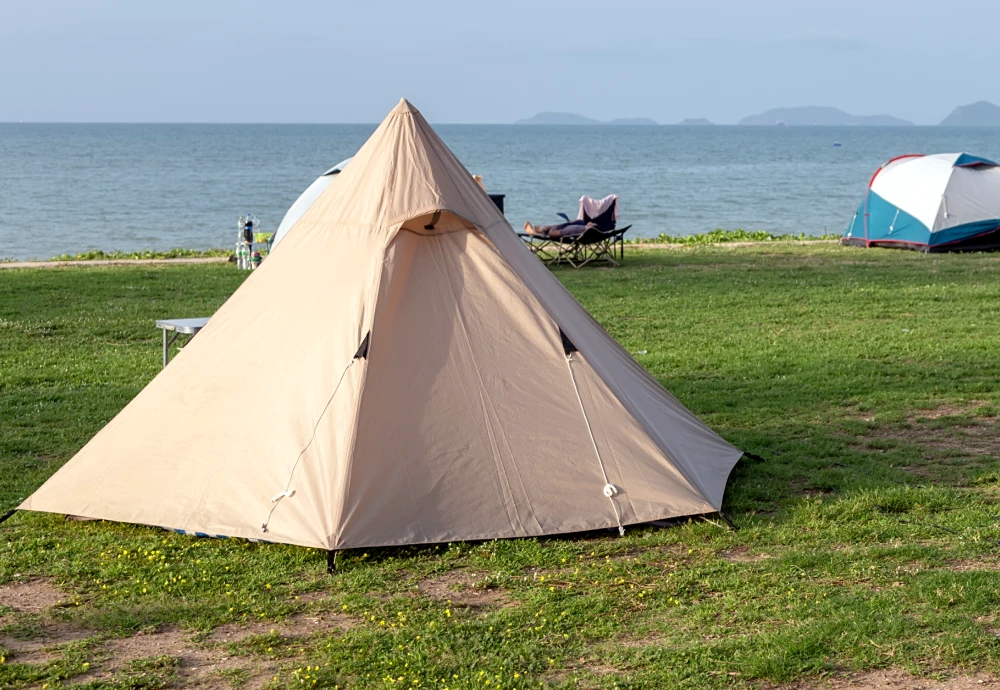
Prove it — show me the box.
[3,244,1000,688]
[626,229,841,245]
[41,248,232,262]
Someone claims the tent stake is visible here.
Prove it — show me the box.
[718,512,739,532]
[0,509,17,525]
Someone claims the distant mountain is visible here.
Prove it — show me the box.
[739,106,913,126]
[678,118,713,125]
[606,117,657,126]
[516,112,601,125]
[515,112,657,125]
[940,101,1000,126]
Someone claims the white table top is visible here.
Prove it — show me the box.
[155,317,210,334]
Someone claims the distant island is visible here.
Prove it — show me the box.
[515,112,657,125]
[678,118,713,125]
[940,101,1000,126]
[606,117,658,125]
[739,106,913,126]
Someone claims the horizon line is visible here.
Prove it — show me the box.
[1,120,981,127]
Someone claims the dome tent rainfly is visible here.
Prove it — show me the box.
[843,153,1000,252]
[17,99,744,557]
[271,157,353,249]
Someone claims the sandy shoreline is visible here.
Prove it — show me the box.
[0,256,230,270]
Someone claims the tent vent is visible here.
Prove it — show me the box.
[424,210,441,230]
[353,332,370,360]
[559,329,577,356]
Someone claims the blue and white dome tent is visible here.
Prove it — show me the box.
[271,157,354,250]
[843,153,1000,252]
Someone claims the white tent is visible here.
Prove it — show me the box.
[271,157,353,249]
[843,153,1000,251]
[20,100,742,553]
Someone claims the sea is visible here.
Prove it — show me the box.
[3,123,1000,260]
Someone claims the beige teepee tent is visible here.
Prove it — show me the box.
[20,99,743,552]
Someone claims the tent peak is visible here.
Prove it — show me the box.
[392,98,420,115]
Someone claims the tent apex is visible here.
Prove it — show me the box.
[393,98,420,114]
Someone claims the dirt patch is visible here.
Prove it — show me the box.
[901,465,934,479]
[718,546,772,563]
[0,637,62,665]
[417,570,512,609]
[620,633,662,648]
[771,668,997,688]
[0,578,67,613]
[208,610,353,645]
[795,489,839,499]
[101,628,211,673]
[544,660,619,685]
[851,401,992,427]
[85,627,276,689]
[0,622,96,666]
[910,401,991,421]
[289,590,329,605]
[857,410,1000,460]
[584,663,617,676]
[945,559,1000,573]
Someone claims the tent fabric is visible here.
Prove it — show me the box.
[272,157,353,248]
[578,195,619,222]
[20,99,743,551]
[843,152,1000,251]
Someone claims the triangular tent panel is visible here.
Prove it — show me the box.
[21,99,742,551]
[843,152,1000,251]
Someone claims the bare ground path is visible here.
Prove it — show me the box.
[0,257,229,270]
[0,240,841,269]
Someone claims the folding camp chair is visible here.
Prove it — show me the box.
[518,195,631,267]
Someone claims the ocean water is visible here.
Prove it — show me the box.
[3,123,1000,260]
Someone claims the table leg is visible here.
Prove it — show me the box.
[162,328,169,368]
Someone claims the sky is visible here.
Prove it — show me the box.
[1,0,997,125]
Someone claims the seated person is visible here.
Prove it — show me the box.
[522,219,587,238]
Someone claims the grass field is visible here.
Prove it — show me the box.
[2,244,1000,689]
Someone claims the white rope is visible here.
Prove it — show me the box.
[565,352,625,536]
[261,358,355,533]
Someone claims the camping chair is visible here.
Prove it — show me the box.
[518,195,631,267]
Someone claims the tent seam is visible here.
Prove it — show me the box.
[328,246,391,550]
[434,231,531,536]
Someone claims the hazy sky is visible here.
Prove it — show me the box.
[2,0,996,124]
